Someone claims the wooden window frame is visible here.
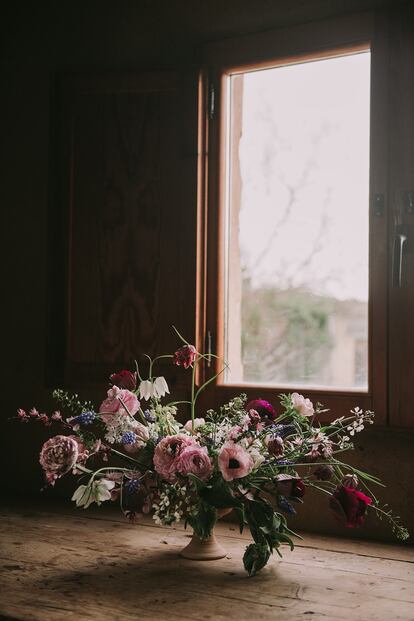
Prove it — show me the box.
[197,10,389,425]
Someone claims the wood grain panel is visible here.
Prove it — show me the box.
[48,72,199,386]
[388,2,414,427]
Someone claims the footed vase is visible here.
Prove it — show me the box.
[180,508,231,561]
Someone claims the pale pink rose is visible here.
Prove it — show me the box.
[153,434,197,482]
[99,387,139,423]
[291,392,315,417]
[184,418,205,434]
[39,435,79,485]
[218,442,253,482]
[175,445,213,481]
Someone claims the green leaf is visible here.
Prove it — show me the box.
[200,477,242,509]
[187,502,217,540]
[243,543,271,576]
[234,506,246,534]
[187,473,206,493]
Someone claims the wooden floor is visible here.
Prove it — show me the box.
[0,503,413,621]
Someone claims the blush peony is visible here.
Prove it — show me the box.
[291,392,315,417]
[218,442,253,481]
[175,445,213,481]
[99,386,139,422]
[153,434,197,482]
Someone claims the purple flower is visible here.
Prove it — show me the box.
[246,399,276,425]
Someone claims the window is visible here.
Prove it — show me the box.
[223,51,371,391]
[201,15,389,422]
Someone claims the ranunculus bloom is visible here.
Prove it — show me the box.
[99,386,139,421]
[109,370,137,391]
[246,400,276,425]
[330,485,372,528]
[175,445,213,481]
[39,435,79,485]
[218,442,253,481]
[184,417,205,433]
[173,344,197,369]
[291,392,315,417]
[153,434,197,482]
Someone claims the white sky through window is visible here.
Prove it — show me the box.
[237,51,370,302]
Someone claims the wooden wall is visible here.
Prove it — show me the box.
[1,0,413,542]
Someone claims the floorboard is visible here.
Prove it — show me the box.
[1,503,413,621]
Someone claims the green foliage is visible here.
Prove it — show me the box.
[137,440,156,468]
[187,502,217,540]
[243,543,271,577]
[199,476,243,509]
[52,389,94,416]
[242,497,296,574]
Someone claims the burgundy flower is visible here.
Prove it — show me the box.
[246,399,276,425]
[330,485,372,528]
[109,370,137,391]
[173,344,197,369]
[276,474,306,500]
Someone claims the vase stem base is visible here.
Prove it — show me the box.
[180,530,227,560]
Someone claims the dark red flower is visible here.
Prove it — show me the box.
[246,399,276,425]
[330,485,372,528]
[172,344,197,369]
[109,370,137,391]
[276,475,306,501]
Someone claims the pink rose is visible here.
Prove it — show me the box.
[99,386,139,423]
[291,392,314,417]
[184,418,205,434]
[175,445,213,481]
[153,434,197,482]
[218,442,253,481]
[39,435,79,485]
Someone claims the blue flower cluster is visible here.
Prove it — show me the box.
[125,478,141,494]
[121,431,137,445]
[271,424,296,438]
[143,410,156,423]
[72,411,96,426]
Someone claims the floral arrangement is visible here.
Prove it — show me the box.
[17,331,408,576]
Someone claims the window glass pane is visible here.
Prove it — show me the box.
[224,51,370,390]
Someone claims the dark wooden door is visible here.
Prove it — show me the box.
[47,71,199,388]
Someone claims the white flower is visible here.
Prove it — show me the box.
[248,445,265,470]
[153,376,170,398]
[291,392,315,417]
[139,377,170,401]
[72,479,115,509]
[139,380,153,401]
